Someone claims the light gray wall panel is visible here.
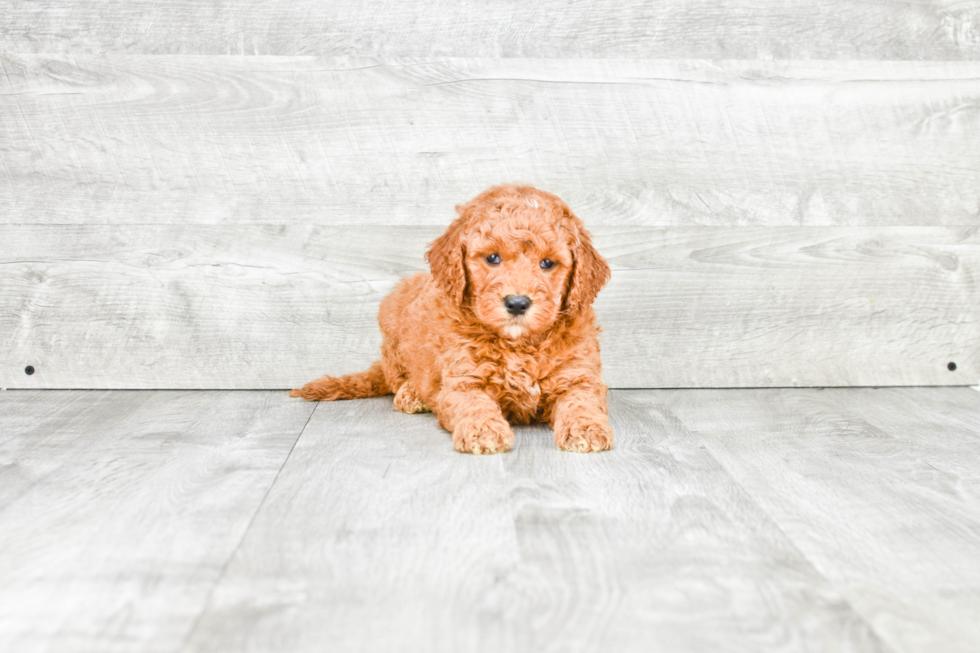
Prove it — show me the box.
[2,57,979,227]
[1,225,976,389]
[1,1,979,59]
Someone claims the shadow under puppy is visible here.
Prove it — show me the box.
[290,184,613,454]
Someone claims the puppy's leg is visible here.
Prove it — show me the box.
[550,383,613,453]
[436,390,514,455]
[393,383,431,414]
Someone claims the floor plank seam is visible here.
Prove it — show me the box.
[677,414,899,653]
[174,399,319,653]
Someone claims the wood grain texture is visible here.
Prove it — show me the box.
[659,387,980,653]
[1,225,976,389]
[0,390,315,653]
[4,388,978,651]
[1,0,979,59]
[3,57,980,227]
[182,393,887,653]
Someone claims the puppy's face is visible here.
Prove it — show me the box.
[464,213,573,339]
[426,185,611,341]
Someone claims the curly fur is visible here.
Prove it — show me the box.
[290,184,613,454]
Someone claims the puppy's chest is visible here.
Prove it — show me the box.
[488,351,551,422]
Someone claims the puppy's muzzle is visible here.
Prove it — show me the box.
[503,295,532,316]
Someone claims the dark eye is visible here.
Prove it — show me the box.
[540,259,555,270]
[485,253,501,265]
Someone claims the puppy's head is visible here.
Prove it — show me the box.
[426,184,610,340]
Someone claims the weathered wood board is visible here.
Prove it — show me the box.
[1,0,979,59]
[658,387,980,653]
[2,57,980,227]
[181,393,887,653]
[1,225,976,389]
[0,390,315,653]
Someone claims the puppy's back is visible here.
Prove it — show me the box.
[378,272,431,338]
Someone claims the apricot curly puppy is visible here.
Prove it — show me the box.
[290,184,613,454]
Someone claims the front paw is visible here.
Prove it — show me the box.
[452,417,514,455]
[393,384,431,414]
[554,417,613,453]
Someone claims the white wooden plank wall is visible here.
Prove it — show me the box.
[2,58,980,228]
[1,3,978,389]
[1,225,976,388]
[2,1,979,59]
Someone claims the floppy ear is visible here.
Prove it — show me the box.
[564,226,611,318]
[425,217,467,306]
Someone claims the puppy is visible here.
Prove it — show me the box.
[290,184,613,454]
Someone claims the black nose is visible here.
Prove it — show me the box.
[503,295,532,315]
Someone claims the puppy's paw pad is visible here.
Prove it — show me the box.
[453,420,514,455]
[555,420,613,453]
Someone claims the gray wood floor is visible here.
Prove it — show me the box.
[2,387,979,653]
